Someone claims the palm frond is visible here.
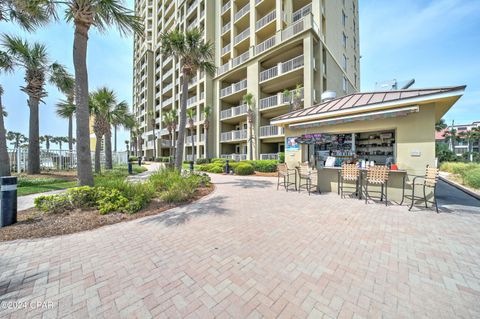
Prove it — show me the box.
[0,50,14,73]
[88,0,143,36]
[56,99,76,118]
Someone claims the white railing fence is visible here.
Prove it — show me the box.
[8,149,128,173]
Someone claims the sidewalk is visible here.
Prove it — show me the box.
[17,189,66,211]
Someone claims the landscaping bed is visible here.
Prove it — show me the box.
[0,185,213,242]
[1,167,213,241]
[440,162,480,192]
[189,158,280,176]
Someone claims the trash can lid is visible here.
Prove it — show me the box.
[0,176,17,185]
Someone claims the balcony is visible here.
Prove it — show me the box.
[221,154,247,161]
[187,95,197,107]
[218,62,230,75]
[222,22,231,35]
[260,153,279,160]
[234,3,250,21]
[232,51,249,67]
[259,125,285,138]
[255,35,276,55]
[220,79,247,98]
[259,88,304,110]
[222,43,231,56]
[221,1,231,14]
[220,103,248,120]
[220,129,247,142]
[186,0,198,16]
[256,10,276,30]
[293,3,312,22]
[234,28,250,46]
[185,135,197,146]
[162,83,173,94]
[162,97,173,108]
[259,55,304,83]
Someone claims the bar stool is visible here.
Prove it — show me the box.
[277,163,297,191]
[298,162,318,195]
[407,165,440,213]
[363,165,389,205]
[340,163,360,198]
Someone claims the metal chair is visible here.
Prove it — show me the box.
[363,165,389,205]
[340,163,360,198]
[277,163,296,191]
[298,163,318,195]
[408,165,440,213]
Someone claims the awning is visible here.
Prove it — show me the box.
[288,106,419,130]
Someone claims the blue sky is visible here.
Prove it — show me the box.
[1,0,479,150]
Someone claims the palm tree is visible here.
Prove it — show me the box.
[435,119,447,132]
[90,87,131,171]
[283,84,303,112]
[0,0,52,30]
[0,51,14,176]
[243,93,255,161]
[186,108,196,162]
[1,35,70,174]
[7,131,27,150]
[163,109,178,160]
[147,110,157,159]
[31,0,142,184]
[51,136,68,151]
[443,127,459,153]
[55,100,76,152]
[202,105,211,159]
[159,28,215,170]
[40,135,54,152]
[459,130,476,162]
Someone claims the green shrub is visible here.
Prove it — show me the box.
[278,152,285,163]
[208,165,224,174]
[129,156,138,162]
[196,158,210,164]
[150,169,206,203]
[96,188,130,214]
[464,168,480,189]
[154,157,171,163]
[35,194,73,213]
[66,186,99,208]
[235,163,254,175]
[18,177,67,187]
[210,158,226,164]
[252,160,277,172]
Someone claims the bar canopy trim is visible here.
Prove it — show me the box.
[271,85,466,126]
[289,106,419,130]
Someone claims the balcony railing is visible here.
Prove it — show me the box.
[187,95,197,107]
[185,135,197,145]
[259,88,304,110]
[293,3,312,22]
[256,10,276,30]
[220,129,247,142]
[220,103,248,120]
[234,3,250,21]
[259,55,304,82]
[282,18,305,41]
[221,154,247,161]
[162,83,173,94]
[255,36,276,55]
[259,125,285,137]
[218,62,230,75]
[260,153,279,160]
[234,27,250,45]
[162,97,173,107]
[222,22,231,34]
[221,1,231,14]
[232,51,249,67]
[220,79,247,97]
[222,43,231,56]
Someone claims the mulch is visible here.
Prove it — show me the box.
[0,185,214,242]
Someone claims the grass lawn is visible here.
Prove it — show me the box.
[17,165,148,196]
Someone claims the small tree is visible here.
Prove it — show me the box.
[202,105,211,159]
[186,108,196,162]
[243,93,255,160]
[283,84,303,112]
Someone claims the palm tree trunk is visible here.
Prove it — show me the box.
[73,24,94,186]
[94,134,102,173]
[137,135,142,158]
[191,127,196,162]
[204,128,208,159]
[0,97,10,176]
[105,130,113,169]
[152,127,156,159]
[27,97,40,174]
[68,115,73,151]
[114,125,117,153]
[175,75,189,170]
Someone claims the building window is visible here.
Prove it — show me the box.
[342,11,347,26]
[343,76,348,92]
[354,73,357,88]
[354,55,357,70]
[342,54,347,71]
[342,33,347,48]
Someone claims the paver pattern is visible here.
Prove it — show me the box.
[1,174,480,318]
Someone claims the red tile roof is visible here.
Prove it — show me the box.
[272,86,466,123]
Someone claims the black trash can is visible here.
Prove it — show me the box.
[138,157,142,166]
[127,162,133,174]
[1,176,17,227]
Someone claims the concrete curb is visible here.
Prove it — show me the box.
[439,176,480,201]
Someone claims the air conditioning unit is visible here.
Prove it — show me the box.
[313,90,318,103]
[321,91,337,103]
[312,59,317,71]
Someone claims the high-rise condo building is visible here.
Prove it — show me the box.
[133,0,360,161]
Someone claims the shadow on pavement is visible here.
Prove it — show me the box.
[436,180,480,214]
[214,178,274,189]
[139,196,230,227]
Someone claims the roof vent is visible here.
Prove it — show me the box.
[321,91,337,103]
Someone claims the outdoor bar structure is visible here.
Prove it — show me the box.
[271,86,466,202]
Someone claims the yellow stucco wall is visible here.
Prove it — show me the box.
[284,103,437,176]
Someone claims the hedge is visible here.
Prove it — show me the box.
[235,163,255,175]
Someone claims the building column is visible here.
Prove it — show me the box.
[303,34,315,108]
[247,61,260,160]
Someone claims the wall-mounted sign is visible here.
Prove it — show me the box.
[286,137,300,151]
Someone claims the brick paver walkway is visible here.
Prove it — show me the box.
[1,174,480,318]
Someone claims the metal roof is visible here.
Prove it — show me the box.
[271,86,466,124]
